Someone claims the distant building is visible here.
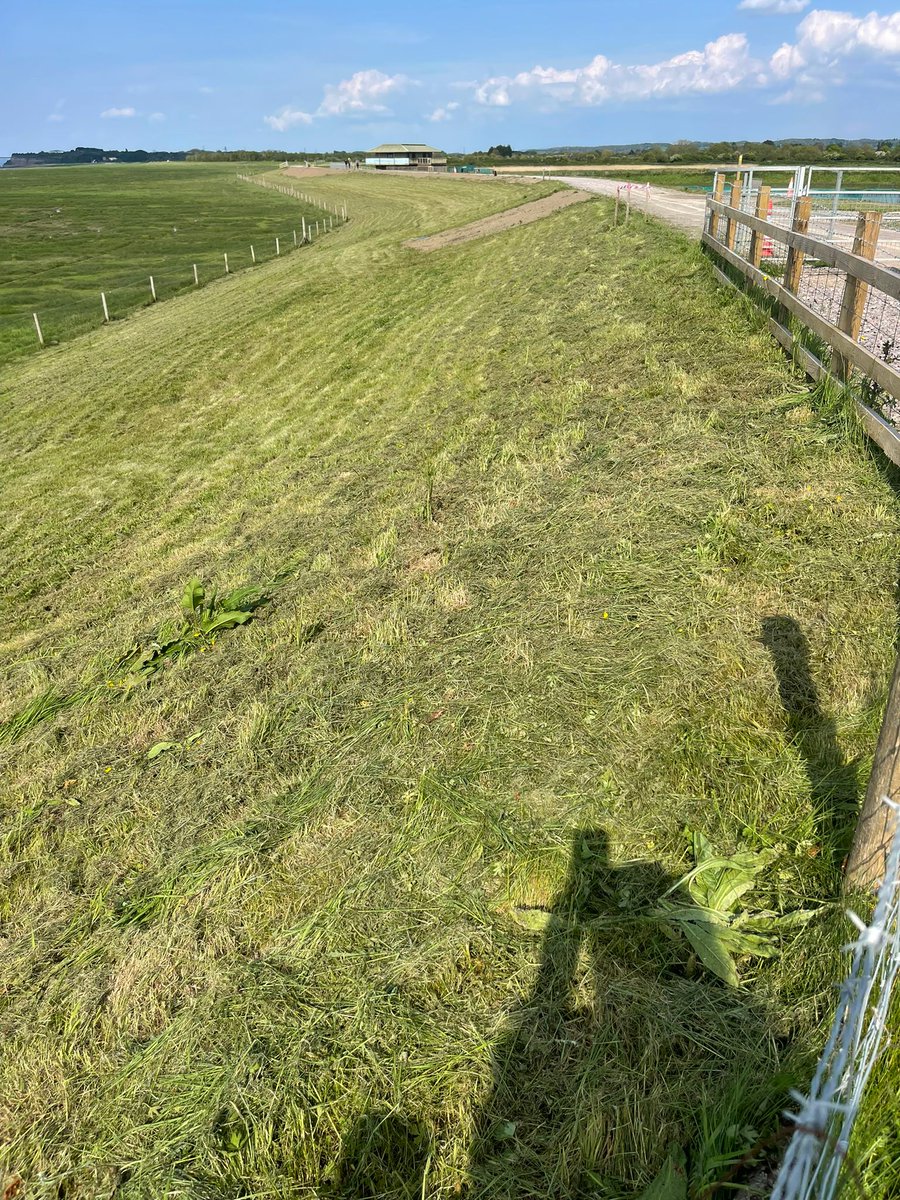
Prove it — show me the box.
[364,143,448,172]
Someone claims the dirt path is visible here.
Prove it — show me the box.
[404,188,592,252]
[553,175,707,237]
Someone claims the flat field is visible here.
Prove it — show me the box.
[0,162,347,364]
[1,167,899,1198]
[547,166,900,194]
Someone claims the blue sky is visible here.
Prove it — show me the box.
[3,1,900,153]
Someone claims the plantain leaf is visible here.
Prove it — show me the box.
[199,609,253,635]
[147,741,180,760]
[678,916,740,986]
[182,578,205,616]
[638,1148,687,1200]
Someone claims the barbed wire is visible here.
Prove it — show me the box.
[770,797,900,1200]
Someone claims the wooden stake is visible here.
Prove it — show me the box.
[708,174,725,240]
[834,211,882,381]
[251,245,256,263]
[846,652,900,890]
[193,263,199,285]
[101,292,109,322]
[32,311,44,347]
[783,197,813,295]
[724,179,742,252]
[302,217,307,240]
[149,275,156,301]
[276,237,280,255]
[224,253,229,274]
[748,185,772,269]
[293,229,297,246]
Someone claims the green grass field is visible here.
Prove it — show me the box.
[1,166,899,1199]
[0,162,350,365]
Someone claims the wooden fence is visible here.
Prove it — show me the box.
[702,181,900,468]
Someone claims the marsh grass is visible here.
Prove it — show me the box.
[0,173,898,1198]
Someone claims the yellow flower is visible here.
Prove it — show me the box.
[104,767,112,773]
[602,612,609,619]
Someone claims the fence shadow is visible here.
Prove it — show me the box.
[465,829,773,1198]
[761,615,861,867]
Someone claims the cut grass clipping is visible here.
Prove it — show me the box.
[1,166,899,1199]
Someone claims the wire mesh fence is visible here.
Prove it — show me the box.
[770,799,900,1200]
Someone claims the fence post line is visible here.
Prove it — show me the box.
[32,311,44,347]
[724,178,743,252]
[149,275,157,301]
[834,210,882,382]
[846,653,900,890]
[783,196,813,295]
[193,263,199,285]
[708,174,725,240]
[748,185,772,269]
[101,292,110,323]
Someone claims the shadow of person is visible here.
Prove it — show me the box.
[328,1109,431,1200]
[761,615,861,869]
[466,830,774,1199]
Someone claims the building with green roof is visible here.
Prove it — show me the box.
[364,144,448,171]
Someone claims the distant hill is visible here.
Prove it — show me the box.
[2,147,189,168]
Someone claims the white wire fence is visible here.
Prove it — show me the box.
[771,798,900,1200]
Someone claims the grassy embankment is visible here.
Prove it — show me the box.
[0,162,350,365]
[1,166,899,1198]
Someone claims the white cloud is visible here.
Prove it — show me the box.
[317,69,413,115]
[264,106,314,131]
[771,9,900,79]
[428,101,460,121]
[470,34,766,108]
[47,112,64,122]
[739,0,809,13]
[100,106,136,118]
[149,112,166,122]
[198,86,214,94]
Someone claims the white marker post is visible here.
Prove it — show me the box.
[33,312,44,348]
[224,253,229,274]
[302,217,307,240]
[276,237,280,256]
[101,292,109,322]
[149,276,157,301]
[251,245,256,263]
[193,263,199,285]
[293,229,297,246]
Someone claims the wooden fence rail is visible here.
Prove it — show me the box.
[702,196,900,469]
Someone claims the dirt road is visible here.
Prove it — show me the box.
[552,175,707,237]
[405,188,592,252]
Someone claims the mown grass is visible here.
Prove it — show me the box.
[0,168,898,1199]
[0,162,348,364]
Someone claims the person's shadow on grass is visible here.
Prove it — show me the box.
[327,1109,431,1199]
[465,830,774,1199]
[761,615,861,869]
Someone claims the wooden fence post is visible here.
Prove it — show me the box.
[251,245,256,264]
[224,253,229,274]
[749,185,772,269]
[32,312,44,347]
[724,178,743,252]
[708,175,726,240]
[783,197,813,295]
[149,276,157,301]
[833,211,882,382]
[276,237,280,256]
[193,263,199,285]
[101,292,109,323]
[846,652,900,890]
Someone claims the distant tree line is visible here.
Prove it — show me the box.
[453,138,900,167]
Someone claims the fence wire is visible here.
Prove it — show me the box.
[770,799,900,1200]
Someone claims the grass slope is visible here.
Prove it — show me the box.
[0,162,347,365]
[0,170,898,1199]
